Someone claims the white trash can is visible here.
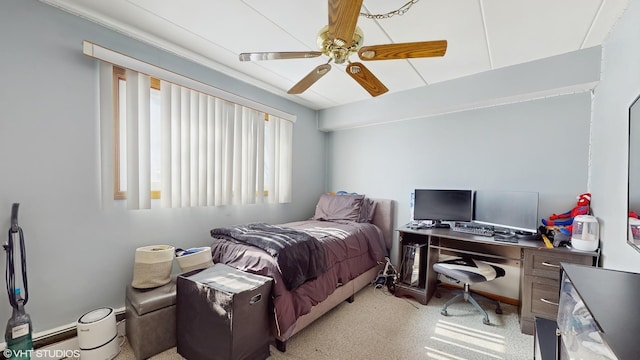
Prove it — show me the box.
[176,247,213,273]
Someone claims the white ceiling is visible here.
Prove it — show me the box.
[41,0,629,110]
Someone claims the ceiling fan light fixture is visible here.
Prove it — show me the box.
[333,38,347,47]
[360,50,375,59]
[316,25,364,64]
[330,48,349,64]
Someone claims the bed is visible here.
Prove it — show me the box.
[209,195,394,352]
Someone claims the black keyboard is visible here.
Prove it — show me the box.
[451,223,494,237]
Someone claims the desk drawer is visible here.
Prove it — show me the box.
[530,279,560,319]
[522,275,560,320]
[523,249,593,279]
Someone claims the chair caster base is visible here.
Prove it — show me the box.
[440,309,448,316]
[483,318,490,325]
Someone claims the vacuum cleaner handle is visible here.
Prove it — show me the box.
[11,203,19,233]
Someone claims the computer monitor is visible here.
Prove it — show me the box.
[473,190,539,233]
[413,189,473,228]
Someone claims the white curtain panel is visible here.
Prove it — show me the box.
[125,69,151,209]
[268,114,293,204]
[98,62,115,209]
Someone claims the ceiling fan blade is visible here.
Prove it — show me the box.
[287,64,332,94]
[239,51,323,61]
[358,40,448,61]
[346,62,388,97]
[328,0,363,46]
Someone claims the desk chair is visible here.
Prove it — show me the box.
[433,257,505,325]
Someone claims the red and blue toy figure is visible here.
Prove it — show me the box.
[629,211,640,240]
[541,193,591,235]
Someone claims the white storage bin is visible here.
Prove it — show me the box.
[131,245,175,289]
[176,247,213,273]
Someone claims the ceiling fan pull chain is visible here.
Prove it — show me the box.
[360,0,420,20]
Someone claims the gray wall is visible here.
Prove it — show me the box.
[319,40,602,262]
[0,0,325,332]
[327,92,591,261]
[590,0,640,272]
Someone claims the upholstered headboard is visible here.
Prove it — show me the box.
[371,199,395,251]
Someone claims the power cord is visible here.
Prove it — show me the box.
[372,257,398,294]
[115,319,126,357]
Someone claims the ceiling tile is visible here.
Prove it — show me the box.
[482,0,606,69]
[583,0,630,47]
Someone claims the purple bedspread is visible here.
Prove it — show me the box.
[210,220,387,339]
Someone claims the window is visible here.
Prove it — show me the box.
[89,42,293,210]
[113,67,162,200]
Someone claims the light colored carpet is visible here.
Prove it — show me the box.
[117,285,533,360]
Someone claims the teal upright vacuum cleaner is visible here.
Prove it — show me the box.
[3,204,33,359]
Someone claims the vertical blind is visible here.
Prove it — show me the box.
[97,61,293,209]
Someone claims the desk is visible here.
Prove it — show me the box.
[395,225,599,334]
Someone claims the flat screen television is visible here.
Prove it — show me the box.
[413,189,473,228]
[473,190,539,233]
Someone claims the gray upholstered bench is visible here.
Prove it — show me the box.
[125,280,177,359]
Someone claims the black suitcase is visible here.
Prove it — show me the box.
[177,263,273,360]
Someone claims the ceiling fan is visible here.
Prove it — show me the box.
[239,0,447,97]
